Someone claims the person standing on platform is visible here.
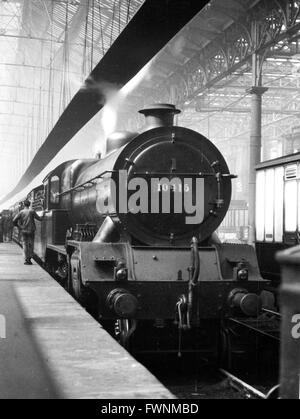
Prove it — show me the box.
[7,212,13,242]
[2,213,7,242]
[13,200,45,265]
[3,212,12,242]
[0,213,3,243]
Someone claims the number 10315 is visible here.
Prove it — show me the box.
[157,184,191,193]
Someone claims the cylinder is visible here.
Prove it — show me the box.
[229,289,262,317]
[107,289,138,318]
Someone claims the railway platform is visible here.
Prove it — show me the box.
[0,242,173,399]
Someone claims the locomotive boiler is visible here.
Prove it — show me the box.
[24,104,267,351]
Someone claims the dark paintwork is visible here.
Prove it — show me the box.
[256,242,289,282]
[13,108,266,333]
[58,126,232,246]
[66,241,265,320]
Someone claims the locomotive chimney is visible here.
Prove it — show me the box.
[139,104,181,131]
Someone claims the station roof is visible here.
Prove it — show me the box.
[0,0,145,197]
[1,0,300,205]
[120,0,300,161]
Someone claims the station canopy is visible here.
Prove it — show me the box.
[0,0,145,198]
[1,0,300,208]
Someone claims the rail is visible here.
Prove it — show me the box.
[262,308,281,317]
[229,317,280,341]
[220,369,279,399]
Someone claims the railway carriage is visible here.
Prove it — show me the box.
[255,152,300,282]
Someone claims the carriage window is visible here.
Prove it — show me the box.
[50,176,60,205]
[256,170,265,242]
[285,180,297,232]
[265,169,275,242]
[274,167,284,242]
[298,181,300,232]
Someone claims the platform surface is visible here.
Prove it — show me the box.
[0,242,174,399]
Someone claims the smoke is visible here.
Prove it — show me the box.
[121,59,152,96]
[100,89,120,138]
[168,35,186,58]
[93,60,153,156]
[0,61,156,207]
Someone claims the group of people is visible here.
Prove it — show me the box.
[0,211,13,243]
[0,200,44,265]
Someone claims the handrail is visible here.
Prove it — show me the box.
[58,170,237,197]
[132,172,237,178]
[58,171,115,197]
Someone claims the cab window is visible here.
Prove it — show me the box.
[50,176,60,205]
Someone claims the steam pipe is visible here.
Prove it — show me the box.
[187,237,200,328]
[93,216,120,243]
[191,237,200,286]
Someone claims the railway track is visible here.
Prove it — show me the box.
[227,309,281,341]
[220,369,280,399]
[28,242,282,400]
[136,343,280,399]
[133,307,282,400]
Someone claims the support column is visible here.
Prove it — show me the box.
[247,85,268,246]
[284,134,294,155]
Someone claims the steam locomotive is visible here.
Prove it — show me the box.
[12,104,269,352]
